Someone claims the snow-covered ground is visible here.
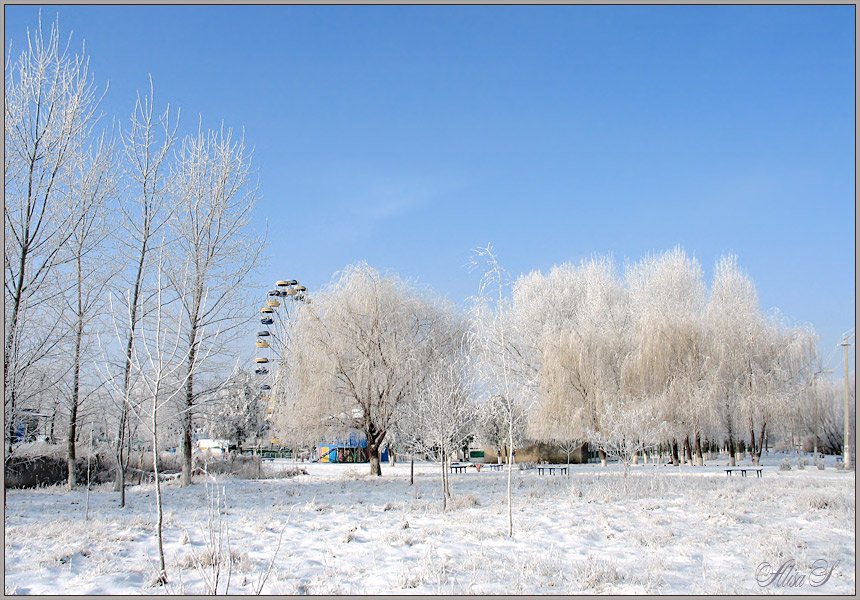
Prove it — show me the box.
[4,453,855,595]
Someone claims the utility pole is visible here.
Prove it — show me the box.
[841,336,853,470]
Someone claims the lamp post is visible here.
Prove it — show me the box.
[840,335,853,470]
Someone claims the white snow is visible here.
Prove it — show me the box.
[4,454,855,595]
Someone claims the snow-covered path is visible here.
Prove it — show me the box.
[4,457,855,594]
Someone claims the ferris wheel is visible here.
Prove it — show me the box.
[255,279,308,425]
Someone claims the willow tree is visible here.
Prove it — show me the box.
[515,257,628,467]
[624,248,708,466]
[287,263,452,476]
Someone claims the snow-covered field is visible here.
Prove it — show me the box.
[4,455,855,595]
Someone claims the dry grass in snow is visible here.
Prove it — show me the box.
[3,457,855,594]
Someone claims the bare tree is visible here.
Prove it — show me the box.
[169,121,262,486]
[101,247,216,586]
[105,79,178,506]
[62,133,116,489]
[4,15,104,451]
[410,325,475,510]
[469,244,537,537]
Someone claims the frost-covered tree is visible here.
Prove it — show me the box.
[170,123,262,486]
[470,244,537,537]
[104,246,217,586]
[4,16,104,452]
[705,256,764,466]
[588,400,668,478]
[202,369,268,451]
[105,81,177,506]
[60,133,115,489]
[411,332,476,510]
[287,263,452,476]
[624,248,708,466]
[517,257,629,467]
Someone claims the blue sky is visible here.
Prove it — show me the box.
[5,5,855,372]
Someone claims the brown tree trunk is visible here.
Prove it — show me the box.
[694,431,704,466]
[670,439,680,466]
[410,454,414,486]
[753,422,766,465]
[683,435,692,465]
[368,444,382,476]
[598,447,607,467]
[727,436,736,466]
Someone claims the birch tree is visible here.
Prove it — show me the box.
[170,122,262,486]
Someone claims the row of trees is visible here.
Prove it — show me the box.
[4,18,262,506]
[270,247,846,536]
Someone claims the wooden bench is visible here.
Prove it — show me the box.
[536,465,569,476]
[725,467,763,478]
[450,464,468,474]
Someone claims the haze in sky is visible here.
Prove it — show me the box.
[4,5,855,372]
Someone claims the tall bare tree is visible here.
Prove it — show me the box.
[107,79,177,506]
[470,244,537,537]
[62,132,115,489]
[170,122,262,486]
[4,16,104,451]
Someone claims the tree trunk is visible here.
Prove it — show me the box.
[727,436,736,466]
[440,449,447,511]
[670,439,680,466]
[598,447,607,467]
[68,256,84,490]
[368,444,382,476]
[506,422,514,538]
[152,400,167,584]
[410,454,414,485]
[181,335,198,487]
[694,431,704,466]
[683,435,692,465]
[753,422,766,465]
[632,451,639,465]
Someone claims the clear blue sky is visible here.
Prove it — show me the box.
[5,5,855,372]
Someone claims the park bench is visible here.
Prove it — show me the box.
[536,465,569,476]
[482,463,503,471]
[725,467,763,478]
[450,463,468,474]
